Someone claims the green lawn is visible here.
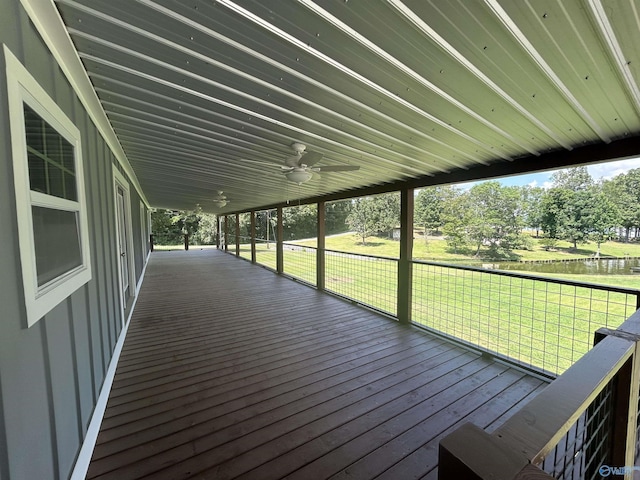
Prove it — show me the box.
[296,231,640,263]
[411,264,636,375]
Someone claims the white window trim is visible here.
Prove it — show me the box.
[5,45,92,327]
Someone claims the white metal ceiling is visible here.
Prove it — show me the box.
[53,0,640,213]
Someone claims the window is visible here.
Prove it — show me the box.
[5,45,92,327]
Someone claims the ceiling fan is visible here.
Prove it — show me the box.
[281,142,360,184]
[212,191,229,208]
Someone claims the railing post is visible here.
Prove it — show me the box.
[235,213,240,257]
[150,234,154,252]
[250,211,256,263]
[214,216,220,249]
[184,233,189,251]
[439,423,552,479]
[317,201,325,291]
[276,207,283,274]
[224,215,229,252]
[397,188,413,324]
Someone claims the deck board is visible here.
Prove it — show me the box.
[87,250,548,480]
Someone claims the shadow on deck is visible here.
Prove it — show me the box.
[87,249,548,480]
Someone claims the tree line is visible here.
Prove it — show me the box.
[414,166,640,259]
[151,166,640,257]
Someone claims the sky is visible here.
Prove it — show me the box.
[458,156,640,189]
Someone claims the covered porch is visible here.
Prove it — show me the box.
[86,249,547,479]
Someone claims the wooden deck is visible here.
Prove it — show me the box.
[87,249,548,480]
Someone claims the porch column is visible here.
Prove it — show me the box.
[235,213,240,256]
[317,201,326,290]
[250,211,256,263]
[214,216,220,249]
[276,207,284,273]
[397,188,414,324]
[224,215,229,252]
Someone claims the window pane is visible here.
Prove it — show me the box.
[24,105,44,154]
[48,161,64,198]
[61,141,75,173]
[32,206,82,287]
[24,103,76,200]
[28,152,47,194]
[64,172,77,202]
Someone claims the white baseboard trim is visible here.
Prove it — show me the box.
[70,256,149,479]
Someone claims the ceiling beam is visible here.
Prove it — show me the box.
[229,135,640,213]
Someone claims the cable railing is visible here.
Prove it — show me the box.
[226,231,236,250]
[254,238,277,271]
[539,380,615,479]
[412,260,640,377]
[324,249,398,316]
[223,231,639,377]
[237,235,252,261]
[282,242,316,286]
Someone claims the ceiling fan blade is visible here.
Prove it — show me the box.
[301,150,323,166]
[284,154,302,168]
[314,165,360,172]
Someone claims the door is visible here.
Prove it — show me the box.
[116,185,129,307]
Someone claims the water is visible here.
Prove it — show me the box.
[494,258,640,275]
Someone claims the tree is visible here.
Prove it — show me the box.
[325,200,352,235]
[371,192,400,238]
[238,212,252,240]
[346,197,379,245]
[539,188,570,250]
[441,191,471,254]
[541,167,595,250]
[255,210,276,241]
[465,182,525,258]
[190,206,217,244]
[150,206,217,245]
[151,209,182,245]
[550,166,593,191]
[603,169,640,242]
[520,186,544,236]
[345,193,400,245]
[414,186,455,238]
[588,184,620,257]
[282,204,318,240]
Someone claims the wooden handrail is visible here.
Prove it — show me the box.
[496,335,634,464]
[439,309,640,479]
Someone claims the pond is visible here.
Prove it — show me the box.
[493,258,640,275]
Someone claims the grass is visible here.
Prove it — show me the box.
[267,245,638,375]
[295,231,640,262]
[261,238,639,376]
[411,265,637,375]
